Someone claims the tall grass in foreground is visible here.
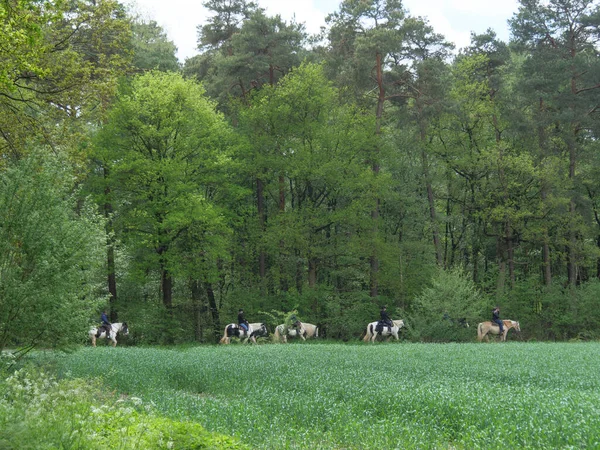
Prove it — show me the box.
[50,343,600,449]
[0,365,247,449]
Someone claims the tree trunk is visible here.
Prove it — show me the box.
[538,98,552,285]
[205,282,220,343]
[370,51,384,298]
[567,138,577,286]
[160,264,173,310]
[308,257,317,288]
[190,280,203,341]
[279,173,288,291]
[103,168,118,321]
[257,177,266,281]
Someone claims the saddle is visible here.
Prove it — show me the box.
[375,321,392,333]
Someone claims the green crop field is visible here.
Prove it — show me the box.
[48,342,600,449]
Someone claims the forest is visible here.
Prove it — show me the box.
[1,0,600,350]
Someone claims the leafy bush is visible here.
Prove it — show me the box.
[0,151,107,352]
[0,367,247,449]
[410,268,487,342]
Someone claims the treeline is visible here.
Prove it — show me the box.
[1,0,600,350]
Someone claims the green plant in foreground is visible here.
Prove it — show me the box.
[0,367,247,449]
[52,343,600,449]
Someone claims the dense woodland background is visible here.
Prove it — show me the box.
[1,0,600,349]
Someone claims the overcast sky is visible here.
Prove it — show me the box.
[126,0,520,62]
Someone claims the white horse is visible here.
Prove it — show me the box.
[219,322,269,344]
[477,320,521,342]
[363,319,405,343]
[89,322,129,347]
[273,322,319,343]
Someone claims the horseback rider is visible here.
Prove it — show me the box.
[96,310,111,339]
[289,314,302,335]
[380,305,393,331]
[492,306,504,334]
[238,308,249,334]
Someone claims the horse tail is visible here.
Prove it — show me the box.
[363,325,372,342]
[219,325,229,344]
[273,326,281,342]
[477,322,484,342]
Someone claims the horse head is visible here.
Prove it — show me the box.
[393,319,405,329]
[121,322,129,335]
[513,321,521,332]
[250,323,269,338]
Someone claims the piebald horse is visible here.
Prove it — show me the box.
[89,322,129,347]
[477,320,521,342]
[363,319,405,343]
[273,322,319,343]
[219,322,269,344]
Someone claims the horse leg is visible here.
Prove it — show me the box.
[92,336,96,347]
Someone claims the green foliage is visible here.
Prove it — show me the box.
[130,19,180,72]
[0,366,247,449]
[95,71,238,310]
[0,152,107,352]
[0,0,131,155]
[506,277,600,341]
[49,343,600,449]
[410,268,487,341]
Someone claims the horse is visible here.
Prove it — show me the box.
[219,322,269,344]
[273,322,319,343]
[89,322,129,347]
[363,319,405,343]
[477,320,521,342]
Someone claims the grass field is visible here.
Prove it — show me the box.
[51,342,600,449]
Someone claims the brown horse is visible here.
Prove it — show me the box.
[273,322,318,343]
[477,320,520,342]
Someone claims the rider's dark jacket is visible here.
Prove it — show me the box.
[380,309,392,326]
[492,309,501,321]
[238,312,248,326]
[101,312,110,326]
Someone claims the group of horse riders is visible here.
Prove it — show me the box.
[92,304,515,346]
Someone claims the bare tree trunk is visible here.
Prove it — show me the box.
[190,280,203,341]
[205,282,220,343]
[421,147,443,267]
[567,137,577,286]
[538,98,552,285]
[370,52,384,298]
[496,235,506,295]
[308,257,317,288]
[103,167,118,321]
[160,264,173,309]
[279,173,288,291]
